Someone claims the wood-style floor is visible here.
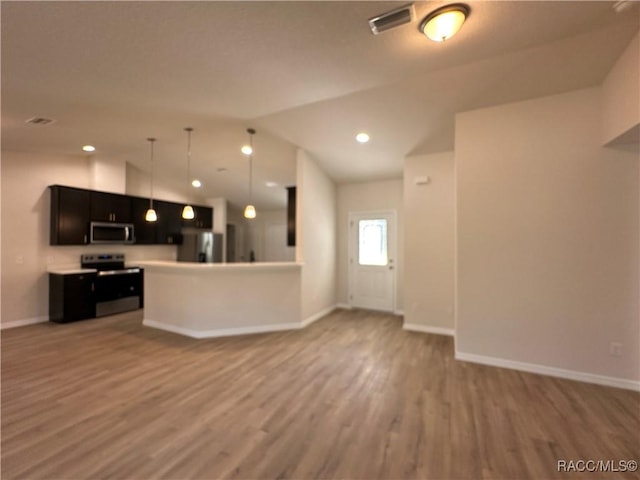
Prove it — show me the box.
[2,309,639,479]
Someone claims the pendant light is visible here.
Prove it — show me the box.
[243,128,257,219]
[182,127,195,220]
[145,137,158,222]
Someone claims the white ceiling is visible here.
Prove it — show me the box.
[2,1,638,209]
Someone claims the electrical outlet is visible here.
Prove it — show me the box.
[15,255,24,265]
[609,342,623,357]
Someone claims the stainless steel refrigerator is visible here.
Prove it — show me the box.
[177,231,223,263]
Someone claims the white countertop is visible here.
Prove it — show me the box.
[138,260,302,272]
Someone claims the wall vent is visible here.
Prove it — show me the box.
[25,117,55,125]
[368,3,415,35]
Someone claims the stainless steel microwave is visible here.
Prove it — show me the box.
[90,222,135,244]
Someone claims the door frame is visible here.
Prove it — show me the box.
[347,210,397,312]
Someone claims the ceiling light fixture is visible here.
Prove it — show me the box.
[241,144,253,155]
[356,132,370,143]
[192,179,202,188]
[419,3,469,42]
[145,138,158,222]
[82,145,96,152]
[244,128,257,219]
[182,127,195,220]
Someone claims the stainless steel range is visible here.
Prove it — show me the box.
[81,254,143,317]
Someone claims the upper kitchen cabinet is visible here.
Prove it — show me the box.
[90,191,132,223]
[182,205,213,229]
[50,185,91,245]
[131,196,157,245]
[155,200,184,244]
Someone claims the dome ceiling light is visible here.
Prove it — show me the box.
[419,4,469,42]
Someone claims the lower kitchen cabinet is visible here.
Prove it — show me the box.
[49,272,97,323]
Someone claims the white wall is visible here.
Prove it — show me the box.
[455,87,639,385]
[297,149,337,320]
[336,179,404,312]
[206,197,227,260]
[602,32,639,145]
[245,209,295,263]
[403,152,455,332]
[1,151,181,326]
[125,162,200,204]
[226,205,249,262]
[89,156,127,193]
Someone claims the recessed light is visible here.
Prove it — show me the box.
[241,145,253,155]
[265,181,278,188]
[191,179,202,188]
[356,132,370,143]
[82,145,96,152]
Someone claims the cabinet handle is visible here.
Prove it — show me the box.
[91,282,95,292]
[84,234,87,244]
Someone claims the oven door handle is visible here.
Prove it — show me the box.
[97,268,141,276]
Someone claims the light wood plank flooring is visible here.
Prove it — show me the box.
[2,309,639,479]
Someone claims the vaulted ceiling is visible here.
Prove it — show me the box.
[2,1,638,209]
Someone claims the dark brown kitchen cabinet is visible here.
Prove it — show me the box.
[50,185,218,246]
[181,205,213,229]
[131,197,157,245]
[49,272,97,323]
[50,185,91,245]
[287,186,296,247]
[90,191,132,223]
[155,200,183,244]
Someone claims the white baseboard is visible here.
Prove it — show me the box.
[335,303,351,310]
[403,323,455,337]
[143,318,304,339]
[455,351,640,392]
[394,309,405,317]
[301,305,336,327]
[1,316,49,330]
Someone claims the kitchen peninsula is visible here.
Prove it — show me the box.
[138,261,303,338]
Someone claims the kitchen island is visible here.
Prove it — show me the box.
[137,261,303,338]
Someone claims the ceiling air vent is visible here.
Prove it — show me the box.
[368,3,415,35]
[25,117,55,125]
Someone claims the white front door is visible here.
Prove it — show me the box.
[348,211,396,312]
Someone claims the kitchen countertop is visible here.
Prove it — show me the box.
[137,261,302,272]
[47,268,98,275]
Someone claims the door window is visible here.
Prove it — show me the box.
[358,219,388,266]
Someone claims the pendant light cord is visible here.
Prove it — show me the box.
[185,127,193,191]
[249,132,253,202]
[148,138,155,208]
